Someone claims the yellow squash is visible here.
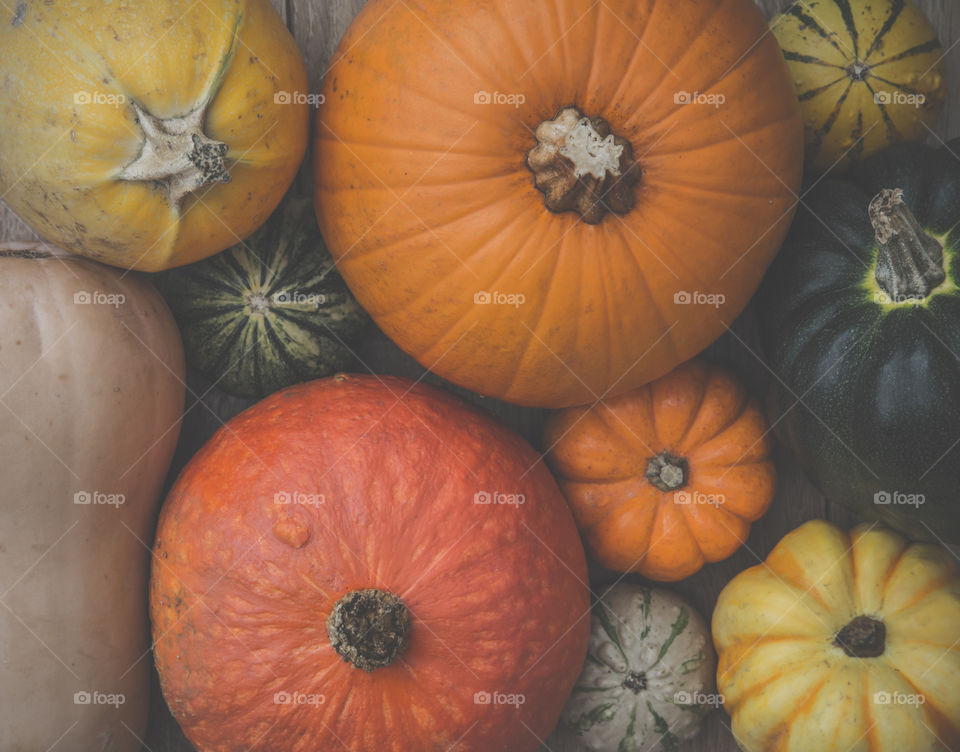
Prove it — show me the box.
[772,0,945,174]
[0,0,308,271]
[713,520,960,752]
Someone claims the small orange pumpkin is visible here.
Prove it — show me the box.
[544,359,775,580]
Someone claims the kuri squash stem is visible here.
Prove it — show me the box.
[327,588,411,671]
[869,188,945,302]
[526,106,641,224]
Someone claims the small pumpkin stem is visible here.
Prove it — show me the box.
[244,291,270,315]
[846,60,871,81]
[118,102,231,207]
[327,589,411,671]
[623,671,647,693]
[869,188,945,302]
[645,451,688,492]
[526,106,640,224]
[833,615,885,658]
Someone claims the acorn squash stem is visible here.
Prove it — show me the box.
[870,188,945,302]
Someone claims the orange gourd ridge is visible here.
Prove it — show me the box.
[150,374,589,752]
[315,0,804,407]
[544,359,775,581]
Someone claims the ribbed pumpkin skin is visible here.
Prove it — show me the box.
[161,196,368,398]
[544,360,775,581]
[314,0,803,408]
[151,375,589,752]
[0,0,307,271]
[713,520,960,752]
[757,141,960,544]
[772,0,946,174]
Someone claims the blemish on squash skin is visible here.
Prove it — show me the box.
[273,517,310,548]
[11,1,25,27]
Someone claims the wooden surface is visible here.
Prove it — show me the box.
[2,1,959,750]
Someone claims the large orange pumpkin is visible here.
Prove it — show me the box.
[151,374,589,751]
[314,0,804,407]
[544,359,775,580]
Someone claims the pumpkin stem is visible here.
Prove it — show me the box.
[244,291,270,315]
[118,102,231,207]
[846,60,871,82]
[623,670,647,693]
[327,589,411,671]
[645,451,688,492]
[526,106,640,224]
[869,188,945,303]
[833,615,885,658]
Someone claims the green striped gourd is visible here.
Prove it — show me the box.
[548,585,716,752]
[161,195,368,398]
[771,0,945,174]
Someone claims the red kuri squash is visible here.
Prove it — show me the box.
[315,0,803,407]
[151,374,589,751]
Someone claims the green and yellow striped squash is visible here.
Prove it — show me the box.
[160,195,368,399]
[546,585,716,752]
[772,0,945,174]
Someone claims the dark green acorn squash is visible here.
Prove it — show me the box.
[758,140,960,543]
[161,195,369,399]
